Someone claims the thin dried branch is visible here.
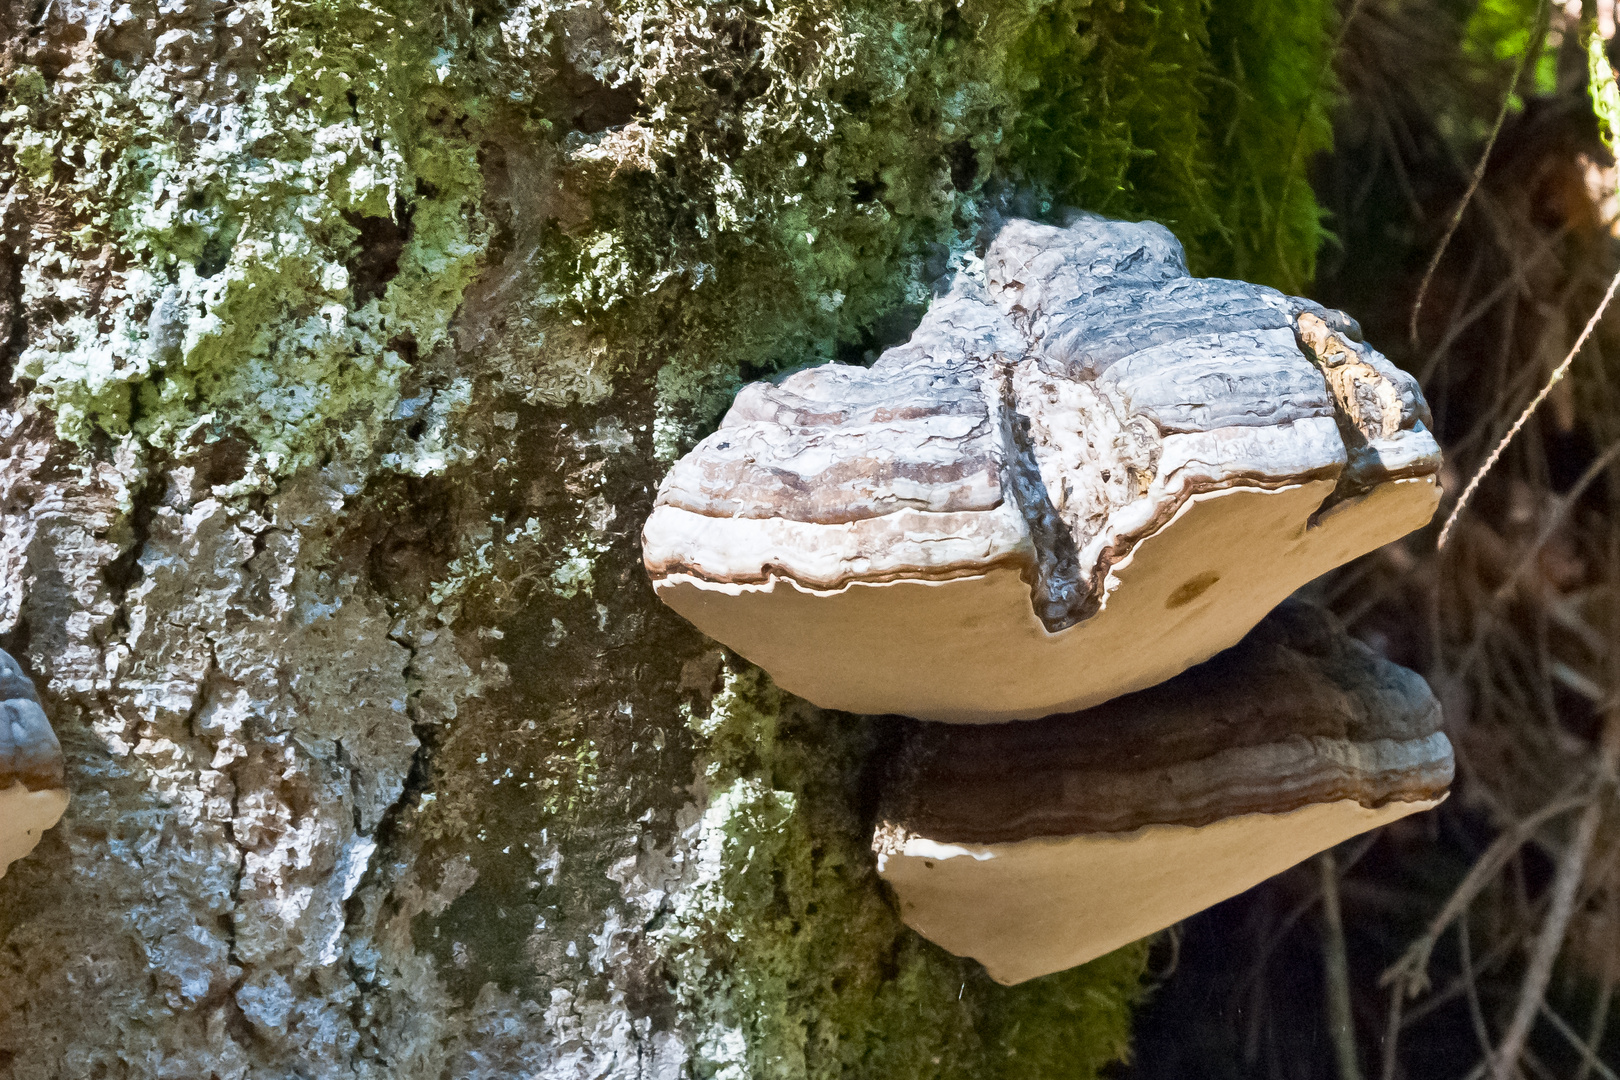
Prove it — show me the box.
[1396,921,1522,1029]
[1417,227,1568,388]
[1496,434,1620,598]
[1438,264,1620,550]
[1573,979,1615,1080]
[1459,918,1499,1073]
[1538,1000,1620,1080]
[1488,790,1607,1078]
[1382,788,1592,997]
[1239,833,1384,1008]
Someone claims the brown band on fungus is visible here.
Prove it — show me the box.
[659,447,1006,525]
[1295,311,1405,444]
[650,549,1038,592]
[876,601,1452,842]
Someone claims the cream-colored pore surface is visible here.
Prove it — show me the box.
[656,476,1438,722]
[878,797,1439,985]
[0,783,69,879]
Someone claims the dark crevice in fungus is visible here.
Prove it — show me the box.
[997,362,1093,632]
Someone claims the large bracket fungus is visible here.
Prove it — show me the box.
[0,649,68,879]
[643,216,1441,722]
[873,602,1453,985]
[643,216,1451,983]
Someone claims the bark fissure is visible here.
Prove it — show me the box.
[0,0,1347,1070]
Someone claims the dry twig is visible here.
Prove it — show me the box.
[1437,264,1620,550]
[1382,788,1592,999]
[1489,796,1608,1079]
[1574,979,1616,1080]
[1539,1000,1620,1080]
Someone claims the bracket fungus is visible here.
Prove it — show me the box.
[872,602,1453,985]
[0,649,67,879]
[643,215,1441,721]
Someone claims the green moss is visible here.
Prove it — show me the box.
[999,0,1226,267]
[662,665,1151,1080]
[500,0,1342,461]
[1205,0,1338,290]
[1592,30,1620,156]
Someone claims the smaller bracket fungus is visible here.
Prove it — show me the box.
[872,602,1452,985]
[643,215,1441,722]
[0,649,68,879]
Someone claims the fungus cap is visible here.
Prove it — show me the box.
[0,649,68,879]
[872,602,1453,985]
[643,215,1441,721]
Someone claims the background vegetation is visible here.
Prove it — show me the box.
[1129,5,1620,1077]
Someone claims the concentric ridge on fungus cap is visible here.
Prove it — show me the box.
[642,214,1443,722]
[0,648,69,880]
[871,602,1454,985]
[875,600,1452,846]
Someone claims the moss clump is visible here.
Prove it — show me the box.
[662,665,1150,1080]
[488,0,1343,453]
[1205,0,1338,288]
[1000,0,1227,268]
[1463,0,1558,97]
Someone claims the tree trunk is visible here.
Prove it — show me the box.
[0,0,1334,1074]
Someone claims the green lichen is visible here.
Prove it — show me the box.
[1,0,487,472]
[1590,26,1620,156]
[5,0,1338,471]
[663,665,1149,1080]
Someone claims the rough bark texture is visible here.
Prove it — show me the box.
[0,0,1339,1074]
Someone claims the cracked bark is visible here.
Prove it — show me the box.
[0,0,1347,1073]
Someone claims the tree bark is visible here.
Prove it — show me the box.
[0,0,1335,1074]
